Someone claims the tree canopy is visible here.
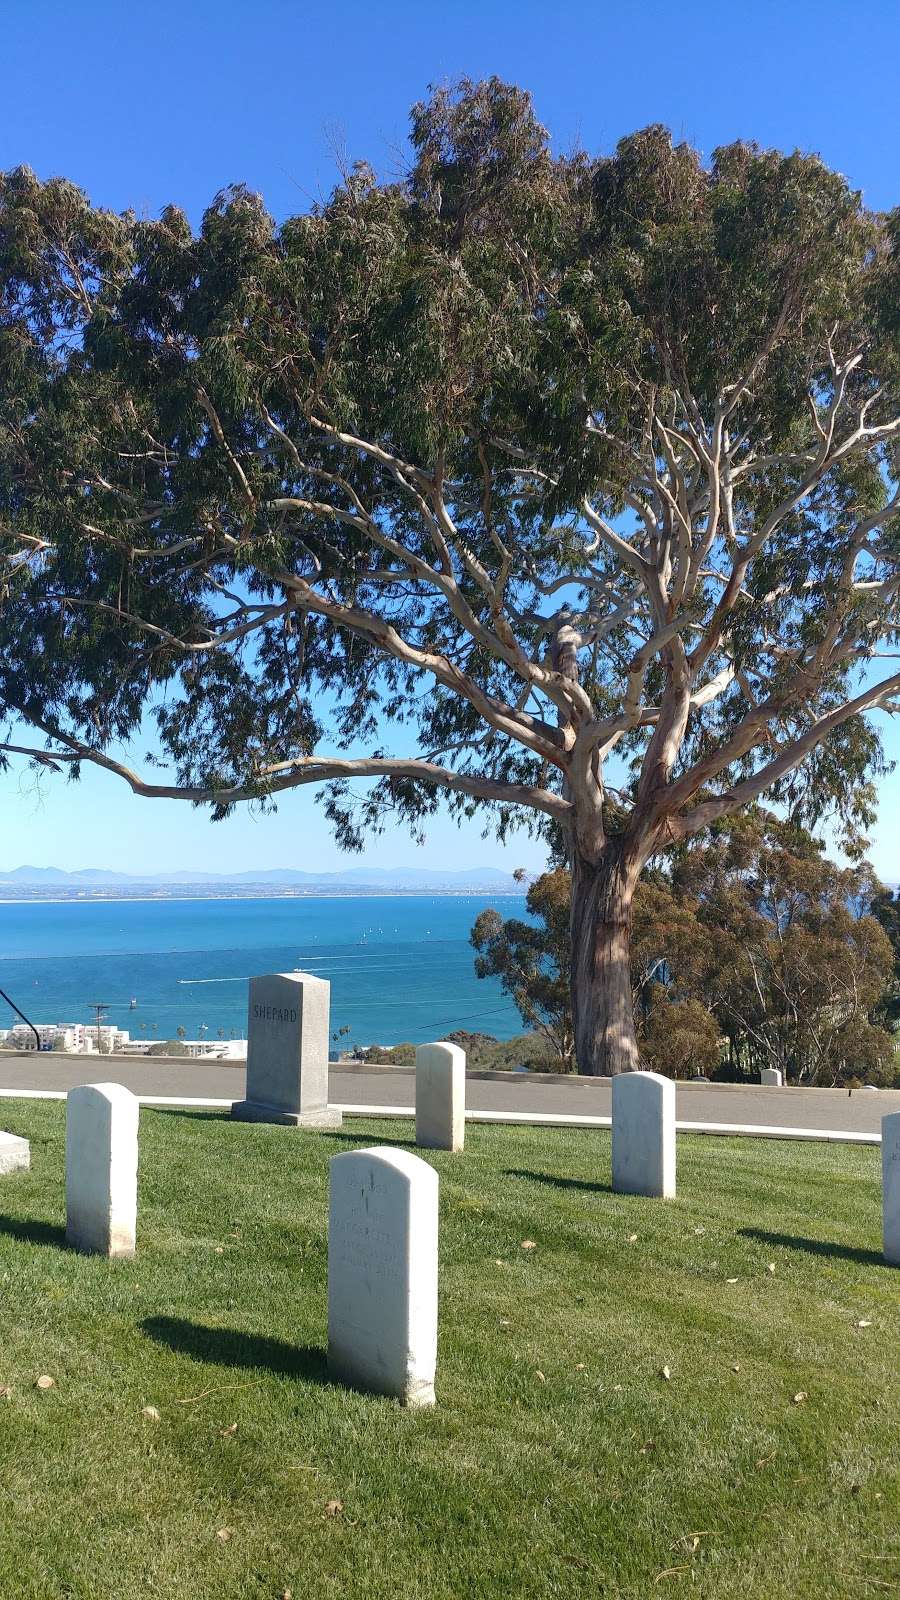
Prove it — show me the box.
[2,78,899,1071]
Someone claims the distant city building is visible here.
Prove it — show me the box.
[0,1023,246,1060]
[179,1038,246,1060]
[0,1020,131,1053]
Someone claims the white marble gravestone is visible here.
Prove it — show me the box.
[328,1146,438,1406]
[760,1068,783,1087]
[611,1069,676,1199]
[882,1113,900,1266]
[66,1082,138,1257]
[232,972,341,1128]
[0,1130,30,1176]
[415,1041,465,1151]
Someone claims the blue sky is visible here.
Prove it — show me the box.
[1,0,898,878]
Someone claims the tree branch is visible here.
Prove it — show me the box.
[670,670,900,838]
[0,735,572,820]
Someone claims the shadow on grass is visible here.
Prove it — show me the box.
[0,1214,67,1249]
[318,1130,420,1149]
[151,1112,418,1141]
[503,1168,613,1195]
[740,1227,884,1267]
[142,1315,329,1383]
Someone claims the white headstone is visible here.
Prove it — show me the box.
[328,1146,438,1406]
[882,1113,900,1266]
[232,972,341,1128]
[415,1041,465,1151]
[612,1069,676,1199]
[0,1130,30,1176]
[760,1068,783,1086]
[66,1082,138,1256]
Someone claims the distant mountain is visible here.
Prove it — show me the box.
[0,865,130,883]
[0,863,523,892]
[223,866,519,888]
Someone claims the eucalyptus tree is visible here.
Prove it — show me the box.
[2,80,899,1072]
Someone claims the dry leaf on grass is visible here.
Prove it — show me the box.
[731,1364,741,1373]
[627,1233,638,1243]
[220,1422,238,1437]
[672,1532,709,1553]
[324,1500,344,1518]
[575,1363,586,1371]
[766,1263,776,1274]
[521,1240,537,1251]
[215,1527,233,1543]
[792,1391,808,1405]
[35,1375,55,1391]
[856,1319,873,1329]
[534,1370,546,1383]
[660,1365,672,1381]
[725,1277,739,1285]
[0,1385,12,1399]
[141,1405,161,1422]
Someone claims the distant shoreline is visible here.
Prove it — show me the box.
[0,890,525,906]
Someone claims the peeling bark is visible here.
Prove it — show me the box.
[570,839,644,1076]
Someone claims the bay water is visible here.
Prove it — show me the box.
[0,895,525,1048]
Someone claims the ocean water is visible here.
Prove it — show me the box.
[0,895,526,1047]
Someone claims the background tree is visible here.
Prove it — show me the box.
[2,80,899,1072]
[630,877,725,1076]
[872,885,900,1027]
[472,868,574,1067]
[639,993,722,1081]
[670,816,895,1084]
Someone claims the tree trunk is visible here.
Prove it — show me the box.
[570,840,642,1076]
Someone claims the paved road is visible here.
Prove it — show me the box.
[1,1051,896,1135]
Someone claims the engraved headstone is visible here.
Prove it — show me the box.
[0,1130,30,1176]
[328,1146,438,1406]
[760,1068,783,1086]
[232,972,341,1128]
[66,1082,138,1256]
[882,1112,900,1266]
[415,1041,465,1151]
[612,1069,676,1199]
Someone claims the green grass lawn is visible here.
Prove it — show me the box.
[0,1101,898,1600]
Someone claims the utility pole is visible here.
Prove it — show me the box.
[91,1002,109,1054]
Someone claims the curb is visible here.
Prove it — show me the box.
[0,1088,881,1145]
